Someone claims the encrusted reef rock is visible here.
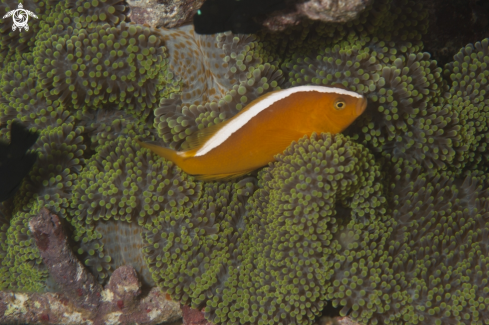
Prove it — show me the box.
[262,0,374,31]
[297,0,373,22]
[127,0,205,29]
[0,208,181,325]
[126,0,373,32]
[2,0,489,324]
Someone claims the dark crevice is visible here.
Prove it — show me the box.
[314,302,342,324]
[421,0,489,67]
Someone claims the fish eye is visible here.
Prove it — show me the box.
[334,100,346,110]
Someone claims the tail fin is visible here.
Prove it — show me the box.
[136,140,183,166]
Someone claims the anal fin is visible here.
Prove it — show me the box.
[192,168,257,181]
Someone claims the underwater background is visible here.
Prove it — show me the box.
[1,0,489,324]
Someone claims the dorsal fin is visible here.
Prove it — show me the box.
[183,90,282,151]
[183,118,233,151]
[330,83,348,90]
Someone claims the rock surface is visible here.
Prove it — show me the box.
[262,0,373,31]
[127,0,205,28]
[0,208,181,325]
[127,0,373,31]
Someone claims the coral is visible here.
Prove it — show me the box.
[181,304,214,325]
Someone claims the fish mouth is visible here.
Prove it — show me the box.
[356,97,367,116]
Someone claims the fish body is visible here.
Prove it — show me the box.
[0,121,39,202]
[139,85,367,181]
[193,0,285,34]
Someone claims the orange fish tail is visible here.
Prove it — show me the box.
[137,140,184,168]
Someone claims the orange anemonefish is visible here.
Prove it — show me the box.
[138,85,367,181]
